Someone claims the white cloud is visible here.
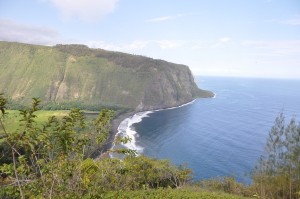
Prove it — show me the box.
[0,18,60,45]
[146,16,175,22]
[85,40,185,52]
[281,15,300,26]
[86,39,300,79]
[156,40,185,49]
[126,40,151,50]
[86,40,149,51]
[242,40,300,55]
[192,43,205,50]
[219,37,231,43]
[49,0,119,22]
[146,13,195,23]
[86,41,121,51]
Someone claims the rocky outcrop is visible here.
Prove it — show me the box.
[0,41,213,110]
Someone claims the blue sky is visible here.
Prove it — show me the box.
[0,0,300,78]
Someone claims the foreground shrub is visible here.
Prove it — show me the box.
[0,95,192,198]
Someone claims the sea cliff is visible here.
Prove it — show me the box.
[0,41,213,111]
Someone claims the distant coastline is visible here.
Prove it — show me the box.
[93,89,215,159]
[94,99,197,158]
[108,97,210,157]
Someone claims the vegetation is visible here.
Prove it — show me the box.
[251,113,300,199]
[1,92,299,198]
[194,114,300,199]
[102,187,250,199]
[196,177,254,197]
[0,95,192,198]
[7,100,131,112]
[0,110,69,133]
[0,41,213,112]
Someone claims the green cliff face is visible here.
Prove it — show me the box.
[0,41,213,110]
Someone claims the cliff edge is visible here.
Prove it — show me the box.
[0,41,213,111]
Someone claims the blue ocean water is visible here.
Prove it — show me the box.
[122,77,300,183]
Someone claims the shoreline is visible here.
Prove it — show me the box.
[95,93,216,159]
[100,99,198,158]
[91,110,136,159]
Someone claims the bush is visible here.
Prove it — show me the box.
[0,95,192,198]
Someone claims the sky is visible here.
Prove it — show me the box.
[0,0,300,79]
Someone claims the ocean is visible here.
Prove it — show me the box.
[115,76,300,183]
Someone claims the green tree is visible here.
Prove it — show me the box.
[252,113,300,199]
[0,95,116,198]
[0,94,193,198]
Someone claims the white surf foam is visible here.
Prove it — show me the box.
[113,111,153,155]
[112,99,198,156]
[153,99,196,112]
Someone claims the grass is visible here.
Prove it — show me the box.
[0,110,70,134]
[103,187,253,199]
[0,110,102,135]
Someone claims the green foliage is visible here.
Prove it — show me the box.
[0,95,193,198]
[5,94,297,199]
[197,177,254,197]
[0,110,69,134]
[103,187,251,199]
[0,93,7,115]
[84,108,115,157]
[39,101,130,112]
[0,41,211,112]
[251,113,300,199]
[0,95,110,197]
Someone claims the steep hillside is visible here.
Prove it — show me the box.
[0,41,213,110]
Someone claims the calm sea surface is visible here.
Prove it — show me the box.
[121,76,300,183]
